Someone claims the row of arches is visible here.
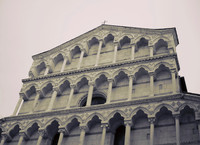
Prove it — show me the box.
[30,34,174,77]
[19,64,177,114]
[1,105,199,145]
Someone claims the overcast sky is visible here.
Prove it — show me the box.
[0,0,200,117]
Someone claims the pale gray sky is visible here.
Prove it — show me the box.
[0,0,200,117]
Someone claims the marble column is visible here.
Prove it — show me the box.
[128,75,134,101]
[12,93,25,116]
[17,131,29,145]
[131,44,135,60]
[36,128,48,145]
[124,120,132,145]
[86,81,95,106]
[0,134,10,145]
[31,90,42,113]
[44,65,50,75]
[77,49,85,69]
[171,69,177,94]
[79,125,88,145]
[60,56,68,72]
[113,42,118,63]
[57,128,68,145]
[148,117,155,145]
[149,72,154,97]
[174,115,180,145]
[95,40,103,66]
[150,46,154,57]
[106,79,113,104]
[66,84,75,109]
[100,123,108,145]
[47,88,59,111]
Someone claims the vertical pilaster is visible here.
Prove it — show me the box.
[131,43,135,60]
[86,81,95,106]
[113,42,118,63]
[77,49,85,69]
[79,125,88,145]
[95,40,103,66]
[128,75,134,101]
[12,93,25,116]
[60,56,68,72]
[150,46,154,57]
[44,65,50,75]
[31,90,42,113]
[124,120,132,145]
[57,128,68,145]
[106,79,113,104]
[148,117,155,145]
[47,88,60,111]
[171,69,177,94]
[174,114,180,145]
[100,123,109,145]
[149,72,154,97]
[66,84,75,109]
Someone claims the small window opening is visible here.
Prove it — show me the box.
[51,133,60,145]
[114,125,125,145]
[80,94,106,107]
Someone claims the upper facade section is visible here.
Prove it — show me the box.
[28,24,179,78]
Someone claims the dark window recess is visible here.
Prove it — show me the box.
[51,133,60,145]
[114,125,125,145]
[80,94,106,107]
[180,77,187,93]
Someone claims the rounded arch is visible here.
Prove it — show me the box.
[152,36,170,45]
[85,113,105,124]
[94,72,111,82]
[107,110,127,121]
[23,83,39,92]
[40,81,56,90]
[75,75,92,85]
[153,104,175,116]
[134,35,151,44]
[63,115,83,127]
[112,69,130,79]
[69,44,84,52]
[57,78,72,88]
[44,118,62,128]
[178,103,198,112]
[130,107,152,119]
[153,62,172,72]
[24,120,43,130]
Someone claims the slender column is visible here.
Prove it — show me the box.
[17,131,29,145]
[77,49,85,69]
[0,137,6,145]
[31,90,42,113]
[113,42,118,63]
[86,81,95,106]
[66,84,75,109]
[174,114,180,145]
[95,40,103,66]
[149,72,154,97]
[0,134,10,145]
[100,123,109,145]
[148,117,155,145]
[36,128,48,145]
[47,88,59,111]
[106,79,113,104]
[131,44,135,60]
[61,57,68,72]
[57,128,68,145]
[128,75,134,101]
[124,120,132,145]
[171,69,177,94]
[150,46,154,57]
[79,125,88,145]
[12,93,25,116]
[44,65,50,75]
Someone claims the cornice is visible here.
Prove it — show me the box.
[3,93,187,122]
[23,54,178,83]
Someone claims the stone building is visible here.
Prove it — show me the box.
[0,24,200,145]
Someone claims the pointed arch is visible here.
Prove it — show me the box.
[153,62,172,72]
[178,103,198,112]
[44,118,62,128]
[133,65,151,75]
[153,104,175,116]
[119,35,131,48]
[23,83,39,92]
[75,75,91,85]
[107,110,127,121]
[94,72,111,82]
[85,113,105,124]
[103,33,114,44]
[130,107,151,118]
[112,69,130,79]
[134,35,151,45]
[64,115,83,126]
[24,120,43,130]
[152,36,170,45]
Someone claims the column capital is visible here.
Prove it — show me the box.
[173,113,180,119]
[19,130,30,140]
[19,92,28,101]
[148,117,156,124]
[101,122,109,128]
[53,87,61,95]
[108,78,114,83]
[88,81,95,87]
[38,128,48,138]
[58,127,69,136]
[149,72,154,76]
[79,124,89,132]
[1,132,12,142]
[128,74,135,80]
[124,120,132,126]
[70,84,76,89]
[170,68,177,74]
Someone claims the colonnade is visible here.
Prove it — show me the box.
[13,69,178,116]
[1,114,194,145]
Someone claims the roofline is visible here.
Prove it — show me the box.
[32,24,179,60]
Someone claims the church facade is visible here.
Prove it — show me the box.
[0,24,200,145]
